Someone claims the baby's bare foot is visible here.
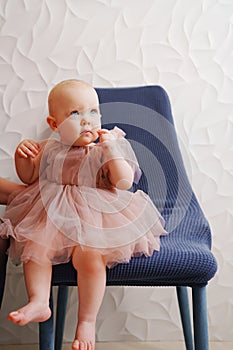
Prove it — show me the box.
[8,301,51,326]
[72,321,95,350]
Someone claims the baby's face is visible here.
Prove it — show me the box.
[49,83,101,146]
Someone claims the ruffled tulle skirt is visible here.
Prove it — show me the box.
[0,180,167,268]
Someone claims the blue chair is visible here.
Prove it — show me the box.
[36,85,217,349]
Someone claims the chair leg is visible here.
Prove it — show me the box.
[55,285,69,350]
[176,286,194,350]
[192,286,209,350]
[39,287,54,350]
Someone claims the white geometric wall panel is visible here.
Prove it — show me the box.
[0,0,232,344]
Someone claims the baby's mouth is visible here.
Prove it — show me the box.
[81,130,92,135]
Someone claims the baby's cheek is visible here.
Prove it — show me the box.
[58,120,82,145]
[92,121,101,129]
[93,114,101,128]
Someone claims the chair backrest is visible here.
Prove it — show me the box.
[96,86,193,233]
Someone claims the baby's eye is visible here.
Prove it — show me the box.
[90,109,99,116]
[70,111,79,117]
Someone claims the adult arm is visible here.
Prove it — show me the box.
[0,178,25,205]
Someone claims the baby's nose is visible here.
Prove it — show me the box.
[81,118,91,126]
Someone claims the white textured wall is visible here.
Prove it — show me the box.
[0,0,232,344]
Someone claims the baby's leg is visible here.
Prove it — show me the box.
[72,246,106,350]
[8,260,52,326]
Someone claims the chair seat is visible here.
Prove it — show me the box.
[52,201,216,288]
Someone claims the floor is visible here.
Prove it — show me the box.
[0,342,232,350]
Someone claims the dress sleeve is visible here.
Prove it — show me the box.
[78,127,142,189]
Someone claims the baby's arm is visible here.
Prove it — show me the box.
[105,156,134,190]
[98,130,134,190]
[15,139,42,184]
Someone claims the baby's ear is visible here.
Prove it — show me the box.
[47,116,57,131]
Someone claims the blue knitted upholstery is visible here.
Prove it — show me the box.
[51,86,217,288]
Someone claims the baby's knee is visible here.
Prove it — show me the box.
[72,247,105,274]
[84,255,105,275]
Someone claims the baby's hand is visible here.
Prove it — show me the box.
[16,139,40,159]
[98,129,116,143]
[97,129,122,161]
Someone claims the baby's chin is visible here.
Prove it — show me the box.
[72,130,99,146]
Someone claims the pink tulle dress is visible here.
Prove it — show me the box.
[0,128,167,268]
